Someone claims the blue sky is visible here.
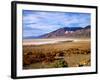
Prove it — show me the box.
[22,10,91,37]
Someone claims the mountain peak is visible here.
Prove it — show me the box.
[62,27,83,31]
[84,25,91,29]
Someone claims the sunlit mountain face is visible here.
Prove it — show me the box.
[38,25,91,38]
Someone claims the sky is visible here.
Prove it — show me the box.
[22,10,91,38]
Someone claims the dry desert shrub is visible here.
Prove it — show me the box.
[23,43,91,68]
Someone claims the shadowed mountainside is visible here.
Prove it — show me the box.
[39,25,91,38]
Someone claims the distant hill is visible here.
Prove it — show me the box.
[84,25,91,29]
[39,25,91,38]
[23,36,40,39]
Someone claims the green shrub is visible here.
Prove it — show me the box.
[53,59,68,68]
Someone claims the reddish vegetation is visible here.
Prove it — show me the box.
[23,40,91,69]
[23,48,90,66]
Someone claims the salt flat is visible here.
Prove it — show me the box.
[23,38,90,45]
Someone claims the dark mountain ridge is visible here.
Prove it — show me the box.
[39,25,91,38]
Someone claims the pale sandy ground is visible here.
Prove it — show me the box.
[23,38,90,45]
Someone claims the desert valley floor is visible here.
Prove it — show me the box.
[23,38,91,69]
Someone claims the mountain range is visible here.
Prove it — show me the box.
[39,25,91,38]
[24,25,91,39]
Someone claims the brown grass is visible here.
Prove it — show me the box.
[23,40,91,69]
